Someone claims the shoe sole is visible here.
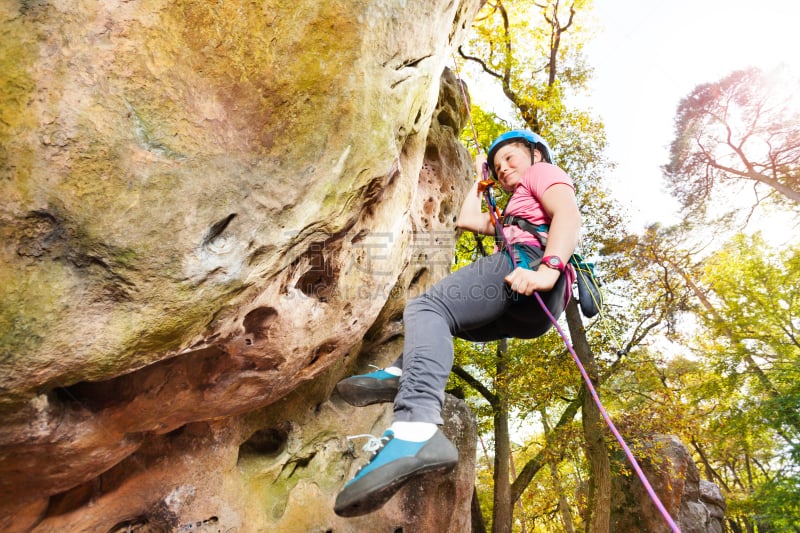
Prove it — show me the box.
[334,458,457,517]
[335,380,398,407]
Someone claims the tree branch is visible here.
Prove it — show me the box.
[458,46,504,82]
[453,365,498,407]
[510,395,581,502]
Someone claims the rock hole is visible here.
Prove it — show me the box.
[44,479,97,519]
[17,210,62,258]
[408,267,428,291]
[163,425,186,440]
[309,341,337,367]
[439,199,453,222]
[397,54,431,69]
[295,242,339,301]
[202,213,237,247]
[424,144,440,161]
[438,107,460,130]
[52,383,114,413]
[360,174,388,218]
[413,108,423,128]
[238,426,290,461]
[242,306,278,340]
[296,455,314,468]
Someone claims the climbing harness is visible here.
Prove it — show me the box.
[479,180,537,271]
[452,56,682,533]
[480,166,603,317]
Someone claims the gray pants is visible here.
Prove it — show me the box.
[392,247,568,424]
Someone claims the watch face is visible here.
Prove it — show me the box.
[548,257,559,266]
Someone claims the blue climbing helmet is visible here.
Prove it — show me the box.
[486,129,553,177]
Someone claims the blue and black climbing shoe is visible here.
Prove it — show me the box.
[333,429,458,517]
[336,369,400,407]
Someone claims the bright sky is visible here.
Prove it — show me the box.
[584,0,800,230]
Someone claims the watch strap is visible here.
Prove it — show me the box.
[542,255,565,272]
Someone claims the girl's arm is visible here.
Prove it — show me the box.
[538,183,582,266]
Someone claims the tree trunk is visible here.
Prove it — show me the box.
[727,518,744,533]
[492,339,513,533]
[542,407,576,533]
[509,454,528,533]
[511,397,581,503]
[564,299,611,533]
[580,386,611,533]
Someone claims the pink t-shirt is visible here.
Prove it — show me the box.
[503,162,574,247]
[499,162,576,307]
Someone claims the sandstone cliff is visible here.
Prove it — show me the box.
[0,1,483,530]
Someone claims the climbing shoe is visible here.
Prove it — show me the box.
[333,429,458,517]
[336,369,400,407]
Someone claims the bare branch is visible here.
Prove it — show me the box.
[458,46,504,82]
[452,365,498,406]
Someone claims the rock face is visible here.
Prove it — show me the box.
[611,434,726,533]
[0,0,483,530]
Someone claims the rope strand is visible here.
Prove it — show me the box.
[452,53,483,156]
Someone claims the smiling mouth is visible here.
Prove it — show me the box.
[498,175,515,189]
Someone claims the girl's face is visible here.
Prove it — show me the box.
[493,143,542,191]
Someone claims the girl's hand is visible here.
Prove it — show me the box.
[475,154,488,178]
[504,266,560,295]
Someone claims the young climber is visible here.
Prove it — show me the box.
[333,130,581,517]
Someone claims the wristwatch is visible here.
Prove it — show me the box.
[541,255,565,273]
